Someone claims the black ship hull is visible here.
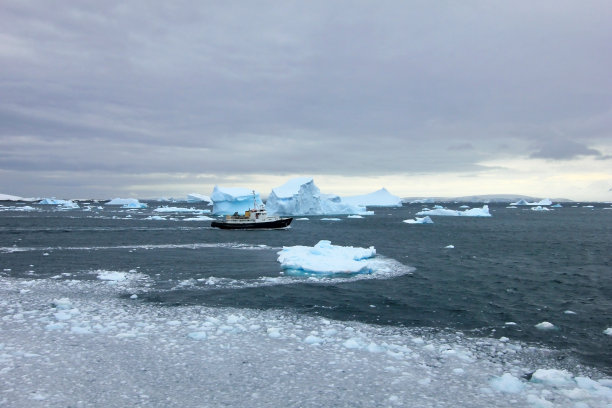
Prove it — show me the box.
[211,217,293,230]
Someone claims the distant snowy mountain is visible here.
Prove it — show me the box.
[0,193,24,201]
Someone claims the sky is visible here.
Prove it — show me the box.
[1,1,611,201]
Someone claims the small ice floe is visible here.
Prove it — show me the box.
[534,321,556,330]
[402,216,434,224]
[416,205,491,217]
[321,218,342,221]
[530,369,574,387]
[564,310,577,315]
[489,373,524,393]
[444,245,455,249]
[295,218,309,221]
[122,202,148,209]
[531,206,551,212]
[277,240,376,275]
[145,216,166,221]
[154,206,210,214]
[604,328,612,336]
[347,215,363,219]
[187,331,207,340]
[182,215,215,221]
[106,198,143,206]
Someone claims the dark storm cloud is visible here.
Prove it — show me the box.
[530,139,604,160]
[1,0,611,196]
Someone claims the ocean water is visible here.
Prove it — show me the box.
[1,201,611,407]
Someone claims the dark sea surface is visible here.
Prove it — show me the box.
[1,201,611,374]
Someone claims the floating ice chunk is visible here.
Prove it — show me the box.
[296,218,309,221]
[403,216,434,224]
[321,218,342,221]
[277,240,376,274]
[267,327,281,338]
[97,271,129,282]
[526,394,554,408]
[53,298,73,310]
[444,245,455,249]
[343,338,363,349]
[604,328,612,336]
[183,215,215,221]
[531,206,550,212]
[416,205,491,217]
[534,321,556,330]
[489,373,525,393]
[347,215,363,219]
[530,369,575,387]
[154,206,209,213]
[564,310,577,315]
[122,202,147,209]
[211,186,263,215]
[511,198,553,206]
[551,203,563,208]
[341,188,403,207]
[145,216,166,221]
[304,335,324,345]
[188,331,207,340]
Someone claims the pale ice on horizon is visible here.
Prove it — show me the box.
[416,205,492,217]
[403,216,434,224]
[341,187,403,207]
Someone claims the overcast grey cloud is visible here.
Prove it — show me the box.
[1,1,611,199]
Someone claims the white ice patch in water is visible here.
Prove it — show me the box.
[0,277,611,408]
[403,216,434,224]
[604,328,612,336]
[416,205,491,217]
[277,240,377,274]
[535,322,556,330]
[490,373,525,393]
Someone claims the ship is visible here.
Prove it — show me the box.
[211,191,293,230]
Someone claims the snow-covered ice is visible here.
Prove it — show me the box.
[277,240,377,274]
[154,206,210,214]
[0,277,611,407]
[265,177,370,216]
[211,186,263,215]
[535,322,556,330]
[416,205,491,217]
[341,188,402,207]
[531,206,551,212]
[403,216,434,224]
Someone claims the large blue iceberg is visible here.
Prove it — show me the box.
[211,186,263,215]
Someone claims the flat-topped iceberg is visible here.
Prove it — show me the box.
[38,198,73,205]
[265,177,369,215]
[416,205,491,217]
[342,188,402,207]
[211,186,263,215]
[277,240,376,274]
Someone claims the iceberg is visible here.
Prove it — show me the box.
[511,198,553,206]
[122,202,148,209]
[265,177,369,216]
[341,188,402,207]
[106,198,145,207]
[531,206,550,212]
[403,216,434,224]
[186,193,212,204]
[277,240,376,274]
[38,198,73,205]
[211,186,263,215]
[416,205,491,217]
